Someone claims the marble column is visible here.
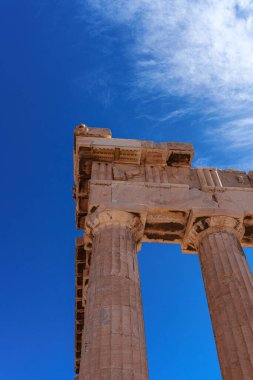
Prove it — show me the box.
[199,230,253,380]
[79,210,149,380]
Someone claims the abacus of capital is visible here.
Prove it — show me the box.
[73,124,253,380]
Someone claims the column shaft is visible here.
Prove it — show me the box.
[199,231,253,380]
[79,224,149,380]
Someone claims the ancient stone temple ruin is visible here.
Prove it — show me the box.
[73,124,253,380]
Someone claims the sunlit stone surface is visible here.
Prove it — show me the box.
[73,124,253,380]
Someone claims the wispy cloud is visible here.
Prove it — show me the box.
[201,117,253,170]
[87,1,253,107]
[216,118,253,149]
[135,108,191,123]
[84,0,253,154]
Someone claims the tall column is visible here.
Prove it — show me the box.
[79,210,149,380]
[197,218,253,380]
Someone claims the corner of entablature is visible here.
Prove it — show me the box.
[84,208,146,252]
[74,123,112,139]
[182,209,244,254]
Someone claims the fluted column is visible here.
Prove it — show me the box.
[198,223,253,379]
[79,210,149,380]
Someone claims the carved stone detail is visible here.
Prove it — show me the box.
[244,215,253,246]
[197,168,253,191]
[73,126,253,378]
[249,171,253,185]
[183,214,244,253]
[74,123,112,139]
[85,209,145,251]
[112,165,143,181]
[197,168,223,191]
[79,217,148,379]
[91,162,113,180]
[112,166,126,180]
[125,167,142,179]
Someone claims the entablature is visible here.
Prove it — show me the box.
[73,125,253,247]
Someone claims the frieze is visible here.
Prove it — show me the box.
[73,126,253,246]
[197,168,253,192]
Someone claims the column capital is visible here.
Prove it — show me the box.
[182,209,244,253]
[84,208,145,251]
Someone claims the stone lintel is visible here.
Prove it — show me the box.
[73,127,253,248]
[182,209,245,253]
[86,181,253,248]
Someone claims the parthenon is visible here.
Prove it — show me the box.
[73,124,253,380]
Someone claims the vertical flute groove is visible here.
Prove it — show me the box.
[79,224,149,380]
[215,233,244,379]
[224,233,253,365]
[199,231,253,380]
[205,233,236,379]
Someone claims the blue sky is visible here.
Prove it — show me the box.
[1,1,253,379]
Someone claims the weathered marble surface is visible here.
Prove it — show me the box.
[73,125,253,378]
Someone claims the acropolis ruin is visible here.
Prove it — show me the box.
[73,124,253,380]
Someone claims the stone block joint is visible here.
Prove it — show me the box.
[73,124,253,379]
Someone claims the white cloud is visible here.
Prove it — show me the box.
[135,108,191,123]
[212,118,253,152]
[217,118,253,149]
[206,117,253,170]
[85,0,253,154]
[87,1,253,105]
